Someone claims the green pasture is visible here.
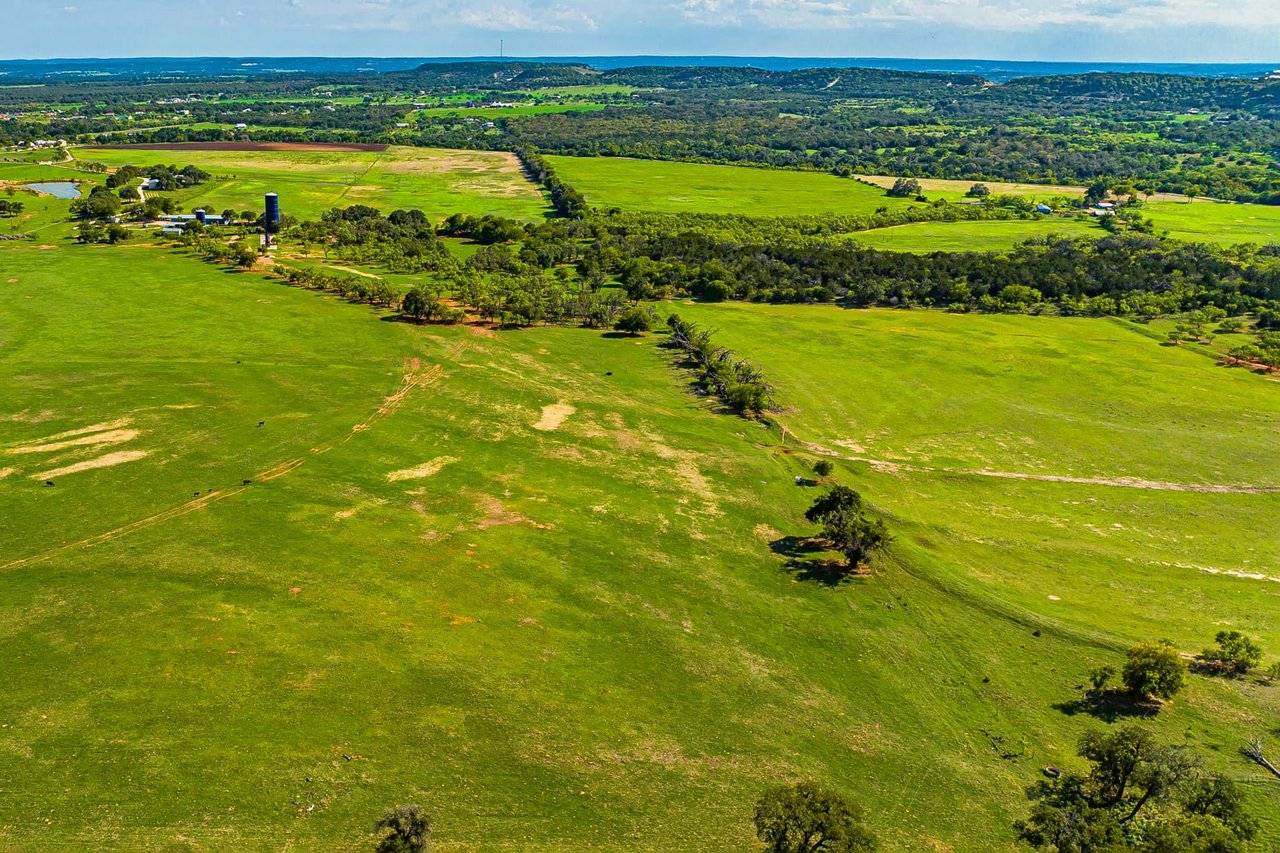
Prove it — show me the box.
[848,217,1102,252]
[546,156,919,217]
[1145,199,1280,245]
[673,301,1280,649]
[413,103,610,119]
[72,145,551,223]
[0,246,1277,849]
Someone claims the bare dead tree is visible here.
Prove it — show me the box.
[1241,739,1280,780]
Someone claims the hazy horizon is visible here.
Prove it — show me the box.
[4,0,1280,65]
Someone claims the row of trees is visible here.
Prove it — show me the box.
[664,313,775,415]
[514,147,588,218]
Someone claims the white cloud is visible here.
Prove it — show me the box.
[457,3,599,31]
[672,0,1280,30]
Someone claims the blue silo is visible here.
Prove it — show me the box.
[264,193,280,232]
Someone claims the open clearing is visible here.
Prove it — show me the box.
[546,155,922,217]
[547,157,1280,245]
[1,244,1277,849]
[848,217,1102,251]
[74,144,550,222]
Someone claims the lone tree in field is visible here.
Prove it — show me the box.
[886,177,921,198]
[966,183,991,198]
[1199,630,1263,675]
[813,459,834,479]
[754,782,878,853]
[613,305,653,335]
[805,486,890,571]
[1122,641,1186,702]
[374,804,432,853]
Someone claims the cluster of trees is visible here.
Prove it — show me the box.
[70,184,122,220]
[600,216,1280,316]
[0,198,24,216]
[295,206,452,273]
[104,162,210,192]
[663,313,775,415]
[1016,726,1257,852]
[515,147,588,219]
[1226,329,1280,369]
[75,221,130,244]
[269,263,398,306]
[175,229,261,267]
[438,212,525,244]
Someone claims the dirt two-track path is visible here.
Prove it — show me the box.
[1,352,451,572]
[788,433,1280,495]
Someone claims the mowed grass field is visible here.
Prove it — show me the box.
[73,145,552,222]
[547,157,1280,246]
[848,218,1103,251]
[1146,199,1280,245]
[546,156,921,217]
[2,243,1279,849]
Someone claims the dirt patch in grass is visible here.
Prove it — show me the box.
[8,429,139,455]
[533,403,575,432]
[381,150,524,175]
[476,495,554,530]
[334,498,387,520]
[0,467,15,479]
[322,265,380,279]
[387,456,458,482]
[17,418,131,444]
[753,523,782,542]
[33,450,147,479]
[86,141,388,152]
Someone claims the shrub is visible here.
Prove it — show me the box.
[613,305,653,335]
[1199,630,1263,675]
[1122,641,1186,701]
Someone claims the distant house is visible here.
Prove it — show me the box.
[140,177,162,191]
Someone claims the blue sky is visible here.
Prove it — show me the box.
[3,0,1278,62]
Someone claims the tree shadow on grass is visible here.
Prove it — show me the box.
[1053,690,1161,723]
[770,536,865,587]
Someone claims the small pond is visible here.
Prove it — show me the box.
[24,181,81,199]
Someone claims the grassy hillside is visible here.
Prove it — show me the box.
[2,245,1278,849]
[72,145,551,222]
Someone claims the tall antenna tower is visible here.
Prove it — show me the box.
[500,39,504,59]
